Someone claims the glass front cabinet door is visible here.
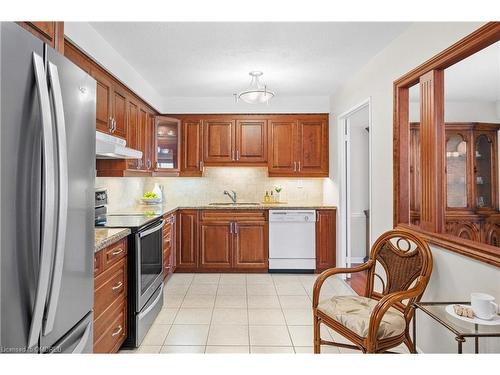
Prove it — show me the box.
[155,116,181,175]
[474,130,497,211]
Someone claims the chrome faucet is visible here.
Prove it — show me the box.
[223,190,237,203]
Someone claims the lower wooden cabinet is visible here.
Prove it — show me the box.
[93,238,128,353]
[177,210,268,272]
[163,212,176,279]
[315,209,337,272]
[174,208,335,273]
[233,220,268,270]
[176,210,199,271]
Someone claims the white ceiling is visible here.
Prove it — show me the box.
[89,22,410,98]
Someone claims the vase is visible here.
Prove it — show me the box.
[153,183,163,202]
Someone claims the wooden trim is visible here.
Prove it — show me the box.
[393,22,500,267]
[418,70,444,232]
[396,224,500,268]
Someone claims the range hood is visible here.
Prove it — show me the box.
[95,132,142,159]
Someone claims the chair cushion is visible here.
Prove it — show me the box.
[317,295,406,339]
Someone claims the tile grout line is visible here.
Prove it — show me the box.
[246,273,250,352]
[204,274,219,352]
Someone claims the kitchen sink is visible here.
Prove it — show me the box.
[209,202,261,206]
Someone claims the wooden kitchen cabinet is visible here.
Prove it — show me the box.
[233,219,268,270]
[94,238,128,353]
[268,119,297,174]
[180,118,204,176]
[92,67,114,135]
[176,210,199,271]
[18,22,64,52]
[235,119,268,163]
[188,210,268,272]
[315,209,337,272]
[203,119,235,164]
[163,213,176,279]
[111,86,128,139]
[154,116,181,175]
[126,99,140,171]
[200,220,233,269]
[268,115,329,177]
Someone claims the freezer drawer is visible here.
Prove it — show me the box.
[47,312,93,353]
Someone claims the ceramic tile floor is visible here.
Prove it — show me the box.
[120,273,408,354]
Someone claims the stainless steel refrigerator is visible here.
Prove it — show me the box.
[0,22,96,353]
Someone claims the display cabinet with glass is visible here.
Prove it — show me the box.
[154,116,180,175]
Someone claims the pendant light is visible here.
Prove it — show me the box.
[235,71,275,104]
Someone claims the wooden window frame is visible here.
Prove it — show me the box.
[393,22,500,268]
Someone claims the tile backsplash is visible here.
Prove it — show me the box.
[96,167,325,212]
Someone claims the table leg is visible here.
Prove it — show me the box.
[455,336,465,354]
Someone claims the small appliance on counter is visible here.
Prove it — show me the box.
[94,189,165,348]
[95,187,108,225]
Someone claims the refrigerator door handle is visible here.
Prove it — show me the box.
[43,61,69,335]
[28,52,57,348]
[71,321,92,354]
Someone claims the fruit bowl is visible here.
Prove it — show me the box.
[141,197,162,205]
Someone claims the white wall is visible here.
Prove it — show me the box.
[160,95,330,114]
[64,22,163,111]
[327,22,500,353]
[410,100,500,122]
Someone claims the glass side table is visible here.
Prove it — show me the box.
[412,302,500,353]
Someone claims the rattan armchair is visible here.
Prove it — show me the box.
[312,229,433,353]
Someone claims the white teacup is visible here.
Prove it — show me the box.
[471,293,498,320]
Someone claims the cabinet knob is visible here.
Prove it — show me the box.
[111,325,123,337]
[111,281,123,291]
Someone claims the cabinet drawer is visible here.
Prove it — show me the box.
[93,299,127,353]
[201,210,267,222]
[103,239,127,269]
[94,259,127,320]
[94,251,103,276]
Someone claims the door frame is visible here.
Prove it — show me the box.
[337,98,373,270]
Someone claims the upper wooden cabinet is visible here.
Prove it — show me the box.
[18,22,64,52]
[203,119,235,164]
[202,117,268,165]
[268,119,297,174]
[92,67,114,135]
[154,116,181,175]
[111,87,128,139]
[235,119,268,163]
[180,118,204,176]
[268,115,329,177]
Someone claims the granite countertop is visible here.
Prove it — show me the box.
[108,202,337,217]
[95,228,131,253]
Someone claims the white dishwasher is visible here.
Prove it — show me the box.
[269,210,316,272]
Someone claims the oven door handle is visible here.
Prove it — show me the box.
[139,220,165,238]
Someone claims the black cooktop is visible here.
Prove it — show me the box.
[96,214,161,230]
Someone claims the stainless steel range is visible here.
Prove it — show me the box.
[95,190,164,348]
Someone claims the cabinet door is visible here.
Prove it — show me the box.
[235,119,267,163]
[138,108,153,172]
[199,221,232,269]
[315,210,336,272]
[92,68,113,134]
[474,131,498,210]
[155,116,180,173]
[18,22,64,52]
[181,118,203,176]
[126,100,140,170]
[203,119,235,163]
[233,221,268,270]
[268,119,297,175]
[111,86,127,139]
[176,210,199,270]
[296,117,328,176]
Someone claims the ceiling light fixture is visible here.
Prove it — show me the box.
[235,71,275,104]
